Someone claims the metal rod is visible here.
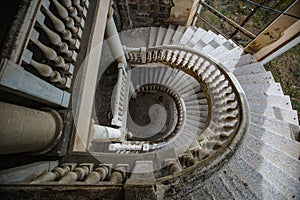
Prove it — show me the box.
[195,13,230,39]
[199,0,256,39]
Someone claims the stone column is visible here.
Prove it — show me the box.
[0,101,63,155]
[105,12,127,66]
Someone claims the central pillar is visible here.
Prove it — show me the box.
[0,101,63,155]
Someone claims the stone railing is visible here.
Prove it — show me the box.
[0,0,90,108]
[124,45,250,180]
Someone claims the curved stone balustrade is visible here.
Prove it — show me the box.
[124,45,249,180]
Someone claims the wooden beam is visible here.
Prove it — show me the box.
[72,0,110,152]
[245,0,300,60]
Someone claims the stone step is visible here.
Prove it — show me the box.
[241,83,284,96]
[245,133,300,179]
[249,124,300,159]
[246,94,293,110]
[239,145,300,199]
[249,103,299,125]
[210,175,236,200]
[187,27,207,47]
[236,71,275,85]
[235,54,257,67]
[204,178,228,200]
[178,26,196,46]
[162,24,176,45]
[120,27,150,48]
[203,180,220,200]
[228,155,288,200]
[149,27,159,47]
[170,25,186,45]
[233,62,266,76]
[155,26,168,46]
[209,45,230,58]
[210,34,227,48]
[217,171,257,200]
[193,30,216,50]
[215,46,244,69]
[251,113,299,140]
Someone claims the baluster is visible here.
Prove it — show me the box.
[109,166,127,183]
[43,8,80,50]
[84,165,110,184]
[179,154,197,168]
[52,0,82,38]
[59,163,93,183]
[60,0,82,25]
[182,52,192,67]
[168,161,182,174]
[39,24,76,64]
[187,54,198,69]
[30,164,73,183]
[73,0,84,16]
[171,50,179,64]
[34,40,65,68]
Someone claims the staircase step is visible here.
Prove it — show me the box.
[235,54,257,67]
[209,45,230,57]
[239,145,300,199]
[209,34,227,48]
[246,94,293,110]
[120,27,151,48]
[233,62,266,76]
[155,26,168,46]
[178,26,196,46]
[245,133,300,179]
[204,179,227,200]
[217,171,255,200]
[170,25,186,45]
[210,175,235,200]
[216,47,244,69]
[228,155,288,200]
[249,124,300,159]
[236,71,275,84]
[251,113,299,140]
[222,39,237,50]
[249,103,299,125]
[149,27,159,47]
[162,24,176,45]
[187,27,207,47]
[193,30,216,51]
[203,181,220,200]
[241,83,284,96]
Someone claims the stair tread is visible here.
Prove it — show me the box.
[250,113,299,140]
[228,155,289,200]
[249,124,300,159]
[155,26,168,46]
[236,54,257,67]
[236,71,275,84]
[149,27,159,47]
[233,62,266,76]
[241,83,284,96]
[188,27,207,47]
[249,103,299,125]
[178,26,196,46]
[246,94,293,110]
[120,27,151,48]
[162,24,176,45]
[210,175,236,200]
[245,133,300,179]
[239,145,300,198]
[170,25,186,45]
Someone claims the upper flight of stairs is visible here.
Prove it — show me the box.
[120,24,300,199]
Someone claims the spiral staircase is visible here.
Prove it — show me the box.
[91,25,299,199]
[0,1,299,198]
